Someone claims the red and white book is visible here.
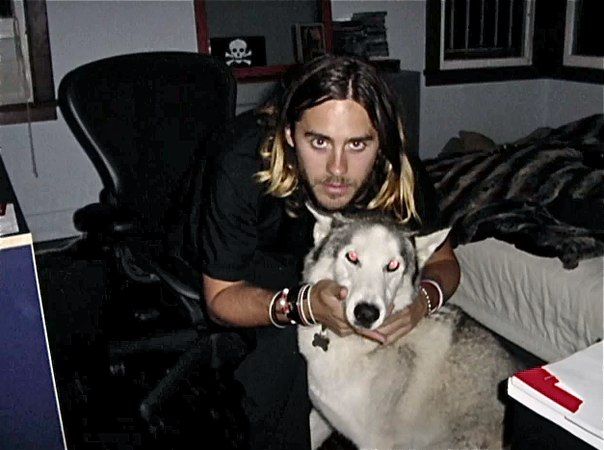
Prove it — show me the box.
[508,341,603,449]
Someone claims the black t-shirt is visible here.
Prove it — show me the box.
[201,110,441,290]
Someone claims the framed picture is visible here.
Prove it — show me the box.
[210,36,267,68]
[294,23,326,63]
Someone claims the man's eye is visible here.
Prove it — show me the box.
[349,140,366,151]
[311,138,328,149]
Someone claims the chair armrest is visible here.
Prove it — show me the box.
[151,256,202,302]
[150,256,207,325]
[73,203,135,234]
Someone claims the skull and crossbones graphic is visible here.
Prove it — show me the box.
[225,38,252,66]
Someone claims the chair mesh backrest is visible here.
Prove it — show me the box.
[58,52,236,237]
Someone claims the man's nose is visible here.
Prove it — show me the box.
[327,149,347,176]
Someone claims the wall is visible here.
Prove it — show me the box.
[331,0,425,72]
[0,1,198,242]
[331,0,603,158]
[0,0,602,242]
[420,80,548,156]
[544,79,604,128]
[205,0,317,66]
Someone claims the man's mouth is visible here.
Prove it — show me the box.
[323,183,350,196]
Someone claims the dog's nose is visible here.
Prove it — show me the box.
[354,303,380,328]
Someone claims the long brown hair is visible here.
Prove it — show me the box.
[255,54,418,223]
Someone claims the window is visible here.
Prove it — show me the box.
[441,0,535,70]
[1,0,34,105]
[563,0,604,70]
[0,0,55,125]
[426,0,537,84]
[426,0,603,85]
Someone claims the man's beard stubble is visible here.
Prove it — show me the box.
[298,167,374,210]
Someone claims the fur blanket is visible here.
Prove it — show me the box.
[424,114,604,269]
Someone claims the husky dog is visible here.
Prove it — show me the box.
[298,208,520,449]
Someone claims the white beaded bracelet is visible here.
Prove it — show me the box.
[297,284,311,326]
[420,279,444,314]
[306,284,317,325]
[419,285,433,316]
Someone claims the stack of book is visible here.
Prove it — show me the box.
[333,11,389,59]
[352,12,389,58]
[332,20,366,56]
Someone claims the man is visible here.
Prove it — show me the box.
[201,55,460,449]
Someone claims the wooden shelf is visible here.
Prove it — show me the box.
[232,64,298,83]
[194,0,332,83]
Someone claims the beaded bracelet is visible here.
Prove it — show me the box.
[297,284,311,326]
[268,289,287,328]
[420,279,444,316]
[306,284,317,325]
[268,284,316,328]
[419,285,433,316]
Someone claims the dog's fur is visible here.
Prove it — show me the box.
[298,208,521,449]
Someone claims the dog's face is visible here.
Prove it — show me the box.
[304,205,450,330]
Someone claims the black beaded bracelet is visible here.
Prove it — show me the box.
[270,284,315,327]
[285,284,304,325]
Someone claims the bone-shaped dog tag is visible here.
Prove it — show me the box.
[312,332,330,352]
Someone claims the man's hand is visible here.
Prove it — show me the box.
[310,279,354,337]
[356,295,428,345]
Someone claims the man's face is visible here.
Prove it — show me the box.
[285,99,379,211]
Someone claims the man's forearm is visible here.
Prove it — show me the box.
[206,281,275,328]
[421,259,460,302]
[420,237,461,304]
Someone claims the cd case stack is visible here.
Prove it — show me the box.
[333,11,389,59]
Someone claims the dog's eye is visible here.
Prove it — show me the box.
[345,251,359,265]
[385,260,400,272]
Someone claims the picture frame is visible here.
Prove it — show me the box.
[294,23,326,63]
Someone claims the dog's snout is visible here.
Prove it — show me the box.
[354,303,380,328]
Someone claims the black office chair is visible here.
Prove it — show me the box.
[58,52,251,447]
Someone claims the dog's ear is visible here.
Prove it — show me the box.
[414,228,451,269]
[306,202,333,244]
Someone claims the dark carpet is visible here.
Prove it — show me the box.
[35,239,247,450]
